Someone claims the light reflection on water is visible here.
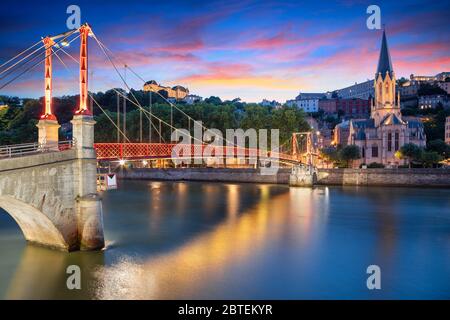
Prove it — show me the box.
[0,181,449,299]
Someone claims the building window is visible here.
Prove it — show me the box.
[372,145,378,158]
[395,132,399,151]
[387,132,392,152]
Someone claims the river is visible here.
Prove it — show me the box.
[0,180,449,299]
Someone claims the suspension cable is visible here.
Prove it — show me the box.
[0,32,80,91]
[0,40,45,73]
[90,33,167,141]
[52,48,131,142]
[0,29,78,81]
[92,36,241,147]
[57,45,165,142]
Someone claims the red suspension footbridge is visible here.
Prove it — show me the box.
[0,23,309,166]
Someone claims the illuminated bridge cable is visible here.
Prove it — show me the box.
[0,39,42,69]
[0,32,80,91]
[56,45,163,143]
[92,30,289,159]
[92,36,229,146]
[52,48,131,143]
[0,40,45,74]
[94,39,244,149]
[91,33,167,142]
[0,29,78,82]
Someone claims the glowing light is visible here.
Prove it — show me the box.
[119,159,126,166]
[142,160,148,166]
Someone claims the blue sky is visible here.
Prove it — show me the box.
[1,0,449,102]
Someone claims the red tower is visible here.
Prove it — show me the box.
[41,37,56,120]
[76,24,92,115]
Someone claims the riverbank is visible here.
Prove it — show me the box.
[116,167,450,187]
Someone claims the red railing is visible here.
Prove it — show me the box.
[93,143,296,162]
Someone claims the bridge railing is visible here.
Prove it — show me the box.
[0,140,75,159]
[94,143,297,162]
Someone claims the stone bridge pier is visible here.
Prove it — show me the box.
[0,115,104,251]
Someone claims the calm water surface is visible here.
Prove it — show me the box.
[0,180,449,299]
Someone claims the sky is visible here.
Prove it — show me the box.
[0,0,449,102]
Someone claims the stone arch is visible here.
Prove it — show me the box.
[0,196,69,250]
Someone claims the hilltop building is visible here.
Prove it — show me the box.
[183,94,203,105]
[319,98,370,118]
[286,92,327,113]
[143,80,189,100]
[347,30,426,167]
[335,80,374,100]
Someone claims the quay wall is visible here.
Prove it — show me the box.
[117,167,291,184]
[117,167,450,187]
[317,168,450,187]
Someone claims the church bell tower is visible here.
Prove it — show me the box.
[372,30,401,126]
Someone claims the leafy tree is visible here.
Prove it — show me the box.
[338,145,360,168]
[423,109,450,141]
[427,139,450,159]
[418,83,447,96]
[397,77,408,87]
[204,96,222,105]
[420,151,443,168]
[395,143,423,168]
[319,146,339,167]
[272,106,309,145]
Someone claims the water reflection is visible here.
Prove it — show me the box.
[94,185,300,299]
[6,245,104,300]
[0,182,449,299]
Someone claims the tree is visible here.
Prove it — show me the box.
[395,143,423,168]
[319,146,339,168]
[420,151,443,168]
[423,109,450,141]
[204,96,222,105]
[417,83,447,96]
[397,77,408,87]
[427,139,450,159]
[338,145,361,168]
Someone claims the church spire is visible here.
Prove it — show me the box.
[376,29,394,79]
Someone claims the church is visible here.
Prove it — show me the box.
[348,30,426,167]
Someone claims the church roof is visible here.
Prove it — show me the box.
[407,119,424,128]
[352,118,375,129]
[376,30,394,80]
[355,130,366,140]
[381,113,405,126]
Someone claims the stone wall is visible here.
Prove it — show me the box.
[0,146,103,251]
[317,168,450,187]
[118,167,450,187]
[118,167,292,184]
[0,150,79,250]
